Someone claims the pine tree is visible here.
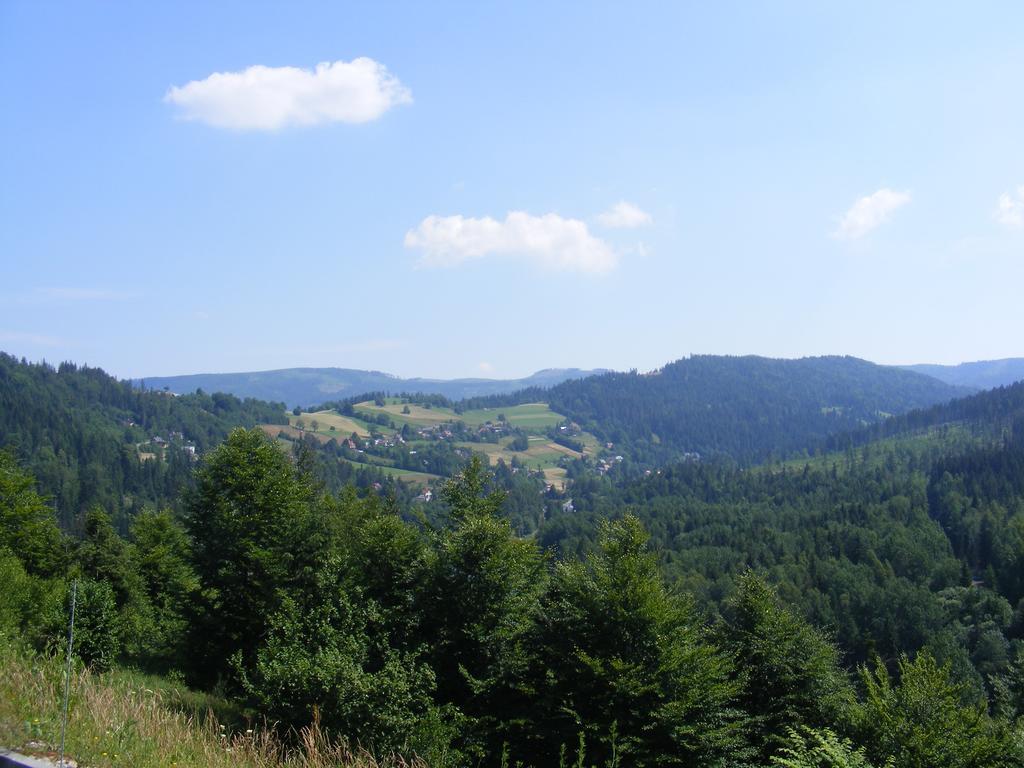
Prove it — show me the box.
[533,515,750,767]
[719,571,855,762]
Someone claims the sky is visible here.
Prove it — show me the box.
[2,1,1023,380]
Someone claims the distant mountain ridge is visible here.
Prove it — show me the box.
[480,355,971,465]
[901,358,1024,390]
[134,367,611,408]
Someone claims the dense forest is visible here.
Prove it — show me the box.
[0,353,289,529]
[4,437,1022,767]
[533,384,1024,700]
[5,353,1024,765]
[0,354,432,532]
[827,378,1024,450]
[460,355,967,465]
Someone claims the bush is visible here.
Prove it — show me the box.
[71,579,122,672]
[241,589,459,765]
[0,547,33,639]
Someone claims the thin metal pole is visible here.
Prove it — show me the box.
[59,579,77,768]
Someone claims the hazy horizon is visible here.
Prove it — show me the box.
[4,349,1020,385]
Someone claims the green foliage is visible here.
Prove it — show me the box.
[185,428,324,687]
[533,515,749,767]
[71,578,122,672]
[322,489,429,650]
[423,456,547,758]
[770,727,888,768]
[241,583,456,765]
[7,386,1024,766]
[131,509,199,671]
[76,506,154,661]
[0,353,287,530]
[469,355,963,465]
[0,449,66,575]
[0,547,34,639]
[856,651,1021,768]
[721,572,855,761]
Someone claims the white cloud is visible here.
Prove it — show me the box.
[405,211,618,274]
[834,188,911,239]
[164,58,411,131]
[596,201,653,228]
[995,186,1024,229]
[478,361,494,374]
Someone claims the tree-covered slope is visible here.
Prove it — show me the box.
[903,358,1024,389]
[537,381,1024,709]
[827,378,1024,451]
[0,352,287,528]
[5,441,1022,767]
[530,355,967,465]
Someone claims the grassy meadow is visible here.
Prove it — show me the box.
[0,643,423,768]
[352,399,564,431]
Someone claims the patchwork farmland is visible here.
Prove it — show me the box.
[261,398,603,490]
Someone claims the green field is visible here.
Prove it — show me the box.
[454,435,581,471]
[352,399,564,432]
[263,399,593,491]
[288,409,374,438]
[336,457,440,485]
[460,402,564,429]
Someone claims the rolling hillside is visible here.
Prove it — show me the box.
[534,373,1024,698]
[902,358,1024,389]
[276,398,597,489]
[827,376,1024,451]
[0,352,287,529]
[478,355,969,465]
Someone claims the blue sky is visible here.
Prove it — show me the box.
[2,2,1023,380]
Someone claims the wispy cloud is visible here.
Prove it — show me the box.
[34,287,137,301]
[995,186,1024,229]
[0,330,65,347]
[405,211,618,274]
[596,201,653,229]
[165,58,412,131]
[834,188,911,239]
[478,361,494,374]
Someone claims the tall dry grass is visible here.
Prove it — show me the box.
[0,644,426,768]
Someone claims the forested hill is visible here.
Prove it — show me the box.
[533,379,1024,718]
[135,366,609,408]
[0,352,287,529]
[827,378,1024,451]
[903,358,1024,389]
[474,355,968,465]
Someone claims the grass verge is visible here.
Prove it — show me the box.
[0,642,424,768]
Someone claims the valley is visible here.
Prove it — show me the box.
[265,399,601,488]
[4,350,1024,767]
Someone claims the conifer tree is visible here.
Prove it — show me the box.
[421,456,547,760]
[720,571,855,762]
[533,515,750,767]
